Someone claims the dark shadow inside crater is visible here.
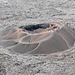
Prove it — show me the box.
[19,23,50,31]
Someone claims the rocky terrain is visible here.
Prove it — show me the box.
[0,0,75,75]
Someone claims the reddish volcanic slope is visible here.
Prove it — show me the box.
[0,23,75,54]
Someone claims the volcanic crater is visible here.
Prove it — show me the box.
[0,23,75,54]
